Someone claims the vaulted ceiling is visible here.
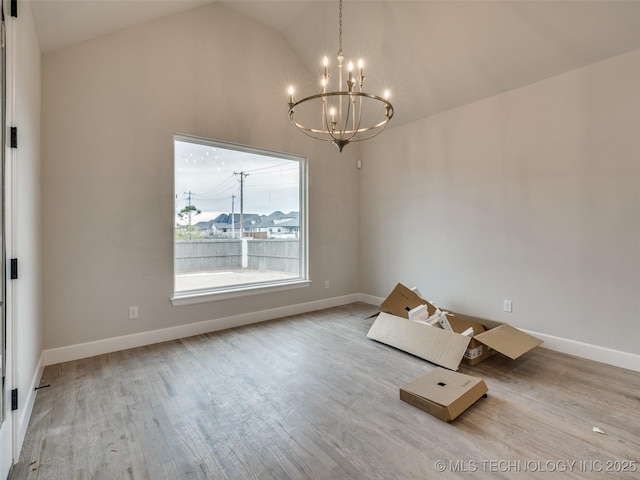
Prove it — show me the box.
[31,0,640,127]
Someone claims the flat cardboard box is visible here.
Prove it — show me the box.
[400,368,488,422]
[453,312,544,366]
[368,283,543,369]
[367,312,472,370]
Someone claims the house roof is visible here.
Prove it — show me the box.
[194,220,215,231]
[206,211,299,230]
[258,211,299,229]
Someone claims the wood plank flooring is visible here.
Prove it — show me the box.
[9,303,640,479]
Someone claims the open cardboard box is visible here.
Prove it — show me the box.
[400,367,488,422]
[368,283,543,370]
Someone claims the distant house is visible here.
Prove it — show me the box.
[210,212,265,238]
[204,211,300,238]
[194,220,217,236]
[211,213,238,236]
[257,211,300,238]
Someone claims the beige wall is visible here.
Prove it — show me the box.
[41,3,359,349]
[41,1,640,358]
[360,49,640,355]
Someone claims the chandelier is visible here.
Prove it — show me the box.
[287,0,394,152]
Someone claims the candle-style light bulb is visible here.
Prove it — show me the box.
[347,61,355,91]
[383,90,391,118]
[288,86,294,105]
[357,59,365,87]
[322,56,330,90]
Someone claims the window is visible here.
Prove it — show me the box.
[172,134,309,304]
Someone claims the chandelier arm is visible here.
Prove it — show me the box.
[291,112,392,136]
[324,99,343,145]
[288,91,393,137]
[351,93,356,133]
[289,92,392,113]
[345,91,388,139]
[345,92,365,143]
[348,122,389,143]
[290,116,390,143]
[347,115,393,142]
[290,117,340,142]
[322,100,333,139]
[340,94,354,141]
[353,119,391,135]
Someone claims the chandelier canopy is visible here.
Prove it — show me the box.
[287,0,394,152]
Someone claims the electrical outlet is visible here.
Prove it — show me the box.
[324,280,330,289]
[129,306,139,319]
[503,300,512,313]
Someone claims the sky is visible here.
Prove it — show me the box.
[175,139,301,223]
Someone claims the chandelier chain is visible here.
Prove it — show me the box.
[338,0,343,55]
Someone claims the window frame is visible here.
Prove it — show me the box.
[171,133,310,306]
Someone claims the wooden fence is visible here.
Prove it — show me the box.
[175,239,299,274]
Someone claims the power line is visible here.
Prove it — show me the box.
[242,162,292,173]
[195,174,236,197]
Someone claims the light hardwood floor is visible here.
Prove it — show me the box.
[9,303,640,479]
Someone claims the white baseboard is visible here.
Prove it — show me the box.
[356,293,638,372]
[16,351,45,454]
[357,293,384,306]
[522,329,640,372]
[42,293,638,373]
[42,294,360,366]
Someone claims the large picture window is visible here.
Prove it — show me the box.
[172,134,309,304]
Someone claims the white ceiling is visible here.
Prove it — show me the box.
[30,0,640,127]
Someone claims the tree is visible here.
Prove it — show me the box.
[176,204,202,240]
[178,205,201,224]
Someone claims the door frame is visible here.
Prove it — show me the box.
[0,0,16,476]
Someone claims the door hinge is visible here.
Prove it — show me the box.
[10,258,18,279]
[11,0,17,18]
[11,389,18,411]
[10,126,17,148]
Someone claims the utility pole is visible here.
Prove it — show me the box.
[233,172,249,237]
[231,194,236,238]
[184,190,195,226]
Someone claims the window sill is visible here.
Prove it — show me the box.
[171,279,311,306]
